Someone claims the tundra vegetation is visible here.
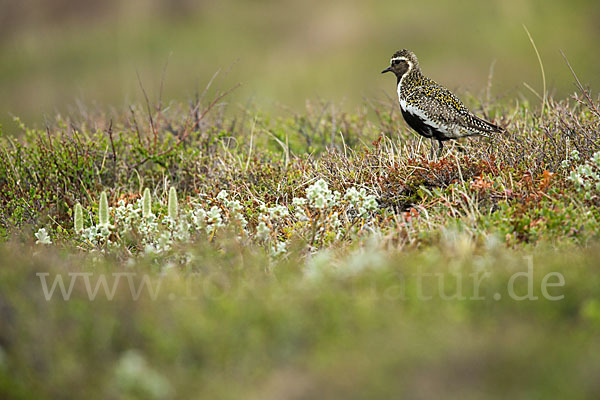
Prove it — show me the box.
[1,82,600,398]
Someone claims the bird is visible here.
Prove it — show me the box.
[382,49,504,158]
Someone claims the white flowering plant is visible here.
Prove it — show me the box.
[566,150,600,201]
[290,179,378,249]
[35,179,379,259]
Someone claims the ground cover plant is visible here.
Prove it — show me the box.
[2,84,600,250]
[1,80,600,398]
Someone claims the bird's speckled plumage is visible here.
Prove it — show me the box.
[382,49,504,156]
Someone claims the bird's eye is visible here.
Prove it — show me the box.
[392,60,399,65]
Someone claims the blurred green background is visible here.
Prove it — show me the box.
[1,0,599,133]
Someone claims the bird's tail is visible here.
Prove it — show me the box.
[469,114,506,135]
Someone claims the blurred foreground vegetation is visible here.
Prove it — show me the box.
[1,241,600,399]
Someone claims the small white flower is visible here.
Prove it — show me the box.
[294,208,309,221]
[205,224,215,235]
[35,227,52,245]
[345,187,377,215]
[569,171,582,187]
[157,231,172,252]
[292,197,307,206]
[236,215,248,229]
[174,220,191,241]
[144,243,158,255]
[256,221,270,240]
[362,195,378,212]
[216,190,229,201]
[206,206,223,227]
[271,241,287,256]
[329,212,341,229]
[332,191,341,204]
[313,196,327,209]
[344,187,359,202]
[306,179,334,209]
[268,204,289,218]
[580,165,593,177]
[570,149,580,162]
[226,199,243,214]
[192,209,207,228]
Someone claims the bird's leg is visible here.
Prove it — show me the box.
[437,140,444,158]
[430,139,435,159]
[455,141,466,154]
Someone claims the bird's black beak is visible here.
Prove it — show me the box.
[381,67,392,74]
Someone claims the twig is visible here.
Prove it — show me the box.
[522,82,543,101]
[136,68,157,152]
[330,103,336,147]
[129,105,144,148]
[154,53,173,133]
[523,25,547,119]
[158,52,172,111]
[106,119,117,183]
[245,116,257,173]
[45,126,54,152]
[131,83,241,169]
[201,69,220,101]
[560,50,600,118]
[485,59,496,115]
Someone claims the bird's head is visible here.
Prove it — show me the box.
[381,49,419,79]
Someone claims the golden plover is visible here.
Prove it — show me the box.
[382,49,504,157]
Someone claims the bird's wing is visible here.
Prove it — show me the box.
[407,85,503,135]
[463,113,505,134]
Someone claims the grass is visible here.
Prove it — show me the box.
[1,85,599,246]
[1,77,600,398]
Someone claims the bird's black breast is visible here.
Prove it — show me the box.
[400,107,456,142]
[401,108,436,139]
